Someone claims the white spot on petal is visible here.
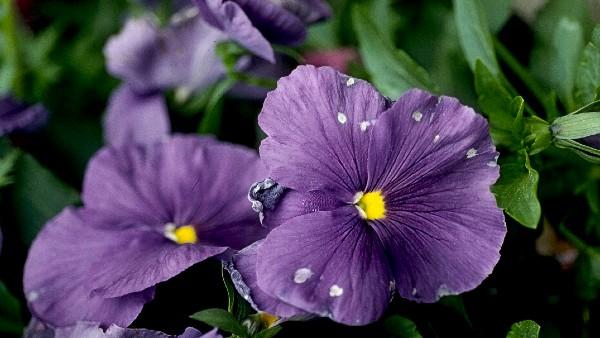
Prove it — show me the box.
[437,284,453,298]
[359,120,371,132]
[337,112,347,124]
[412,111,423,122]
[27,291,39,302]
[329,284,344,297]
[346,77,355,86]
[486,161,497,167]
[294,268,313,284]
[412,288,417,296]
[433,134,440,143]
[466,148,478,159]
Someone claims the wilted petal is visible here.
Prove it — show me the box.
[367,89,506,302]
[256,208,392,325]
[227,241,307,318]
[104,85,170,147]
[259,65,390,200]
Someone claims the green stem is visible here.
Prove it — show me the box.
[1,0,25,98]
[494,38,555,118]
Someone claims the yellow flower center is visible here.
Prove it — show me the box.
[164,224,198,244]
[258,312,279,328]
[355,191,386,220]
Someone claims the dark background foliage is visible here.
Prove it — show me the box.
[1,0,599,337]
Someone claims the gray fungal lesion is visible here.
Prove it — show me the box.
[248,178,286,224]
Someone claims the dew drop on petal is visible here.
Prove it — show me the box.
[27,291,39,302]
[337,112,348,124]
[433,134,440,143]
[359,120,370,132]
[466,148,478,159]
[294,268,313,284]
[346,77,355,86]
[412,111,423,122]
[329,284,344,297]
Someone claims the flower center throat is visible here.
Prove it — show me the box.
[355,191,386,220]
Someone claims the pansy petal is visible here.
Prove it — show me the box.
[195,0,275,62]
[581,134,600,149]
[261,189,343,228]
[23,209,157,327]
[157,136,267,249]
[367,89,506,302]
[83,136,265,250]
[82,141,173,226]
[104,85,170,147]
[104,18,162,92]
[105,15,225,93]
[24,208,225,327]
[54,322,210,338]
[227,241,307,318]
[256,208,392,325]
[259,65,390,200]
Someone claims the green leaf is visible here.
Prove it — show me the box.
[0,281,23,335]
[506,320,541,338]
[453,0,500,75]
[11,153,80,244]
[352,4,437,99]
[0,149,19,189]
[253,326,282,338]
[383,315,422,338]
[198,78,237,135]
[480,0,512,33]
[575,25,600,107]
[190,308,247,337]
[551,112,600,140]
[549,18,584,112]
[492,151,541,229]
[474,61,523,147]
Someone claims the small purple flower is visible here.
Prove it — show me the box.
[24,135,267,327]
[0,95,49,136]
[195,0,331,62]
[103,11,226,146]
[231,66,506,325]
[24,319,221,338]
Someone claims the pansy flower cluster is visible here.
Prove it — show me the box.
[12,1,515,337]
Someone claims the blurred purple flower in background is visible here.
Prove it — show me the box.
[195,0,331,62]
[24,135,267,327]
[303,48,359,73]
[0,95,48,136]
[24,319,222,338]
[229,66,506,325]
[103,10,226,146]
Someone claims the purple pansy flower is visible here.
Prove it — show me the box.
[24,135,267,327]
[230,66,506,325]
[0,95,49,136]
[195,0,331,63]
[24,319,221,338]
[103,10,226,146]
